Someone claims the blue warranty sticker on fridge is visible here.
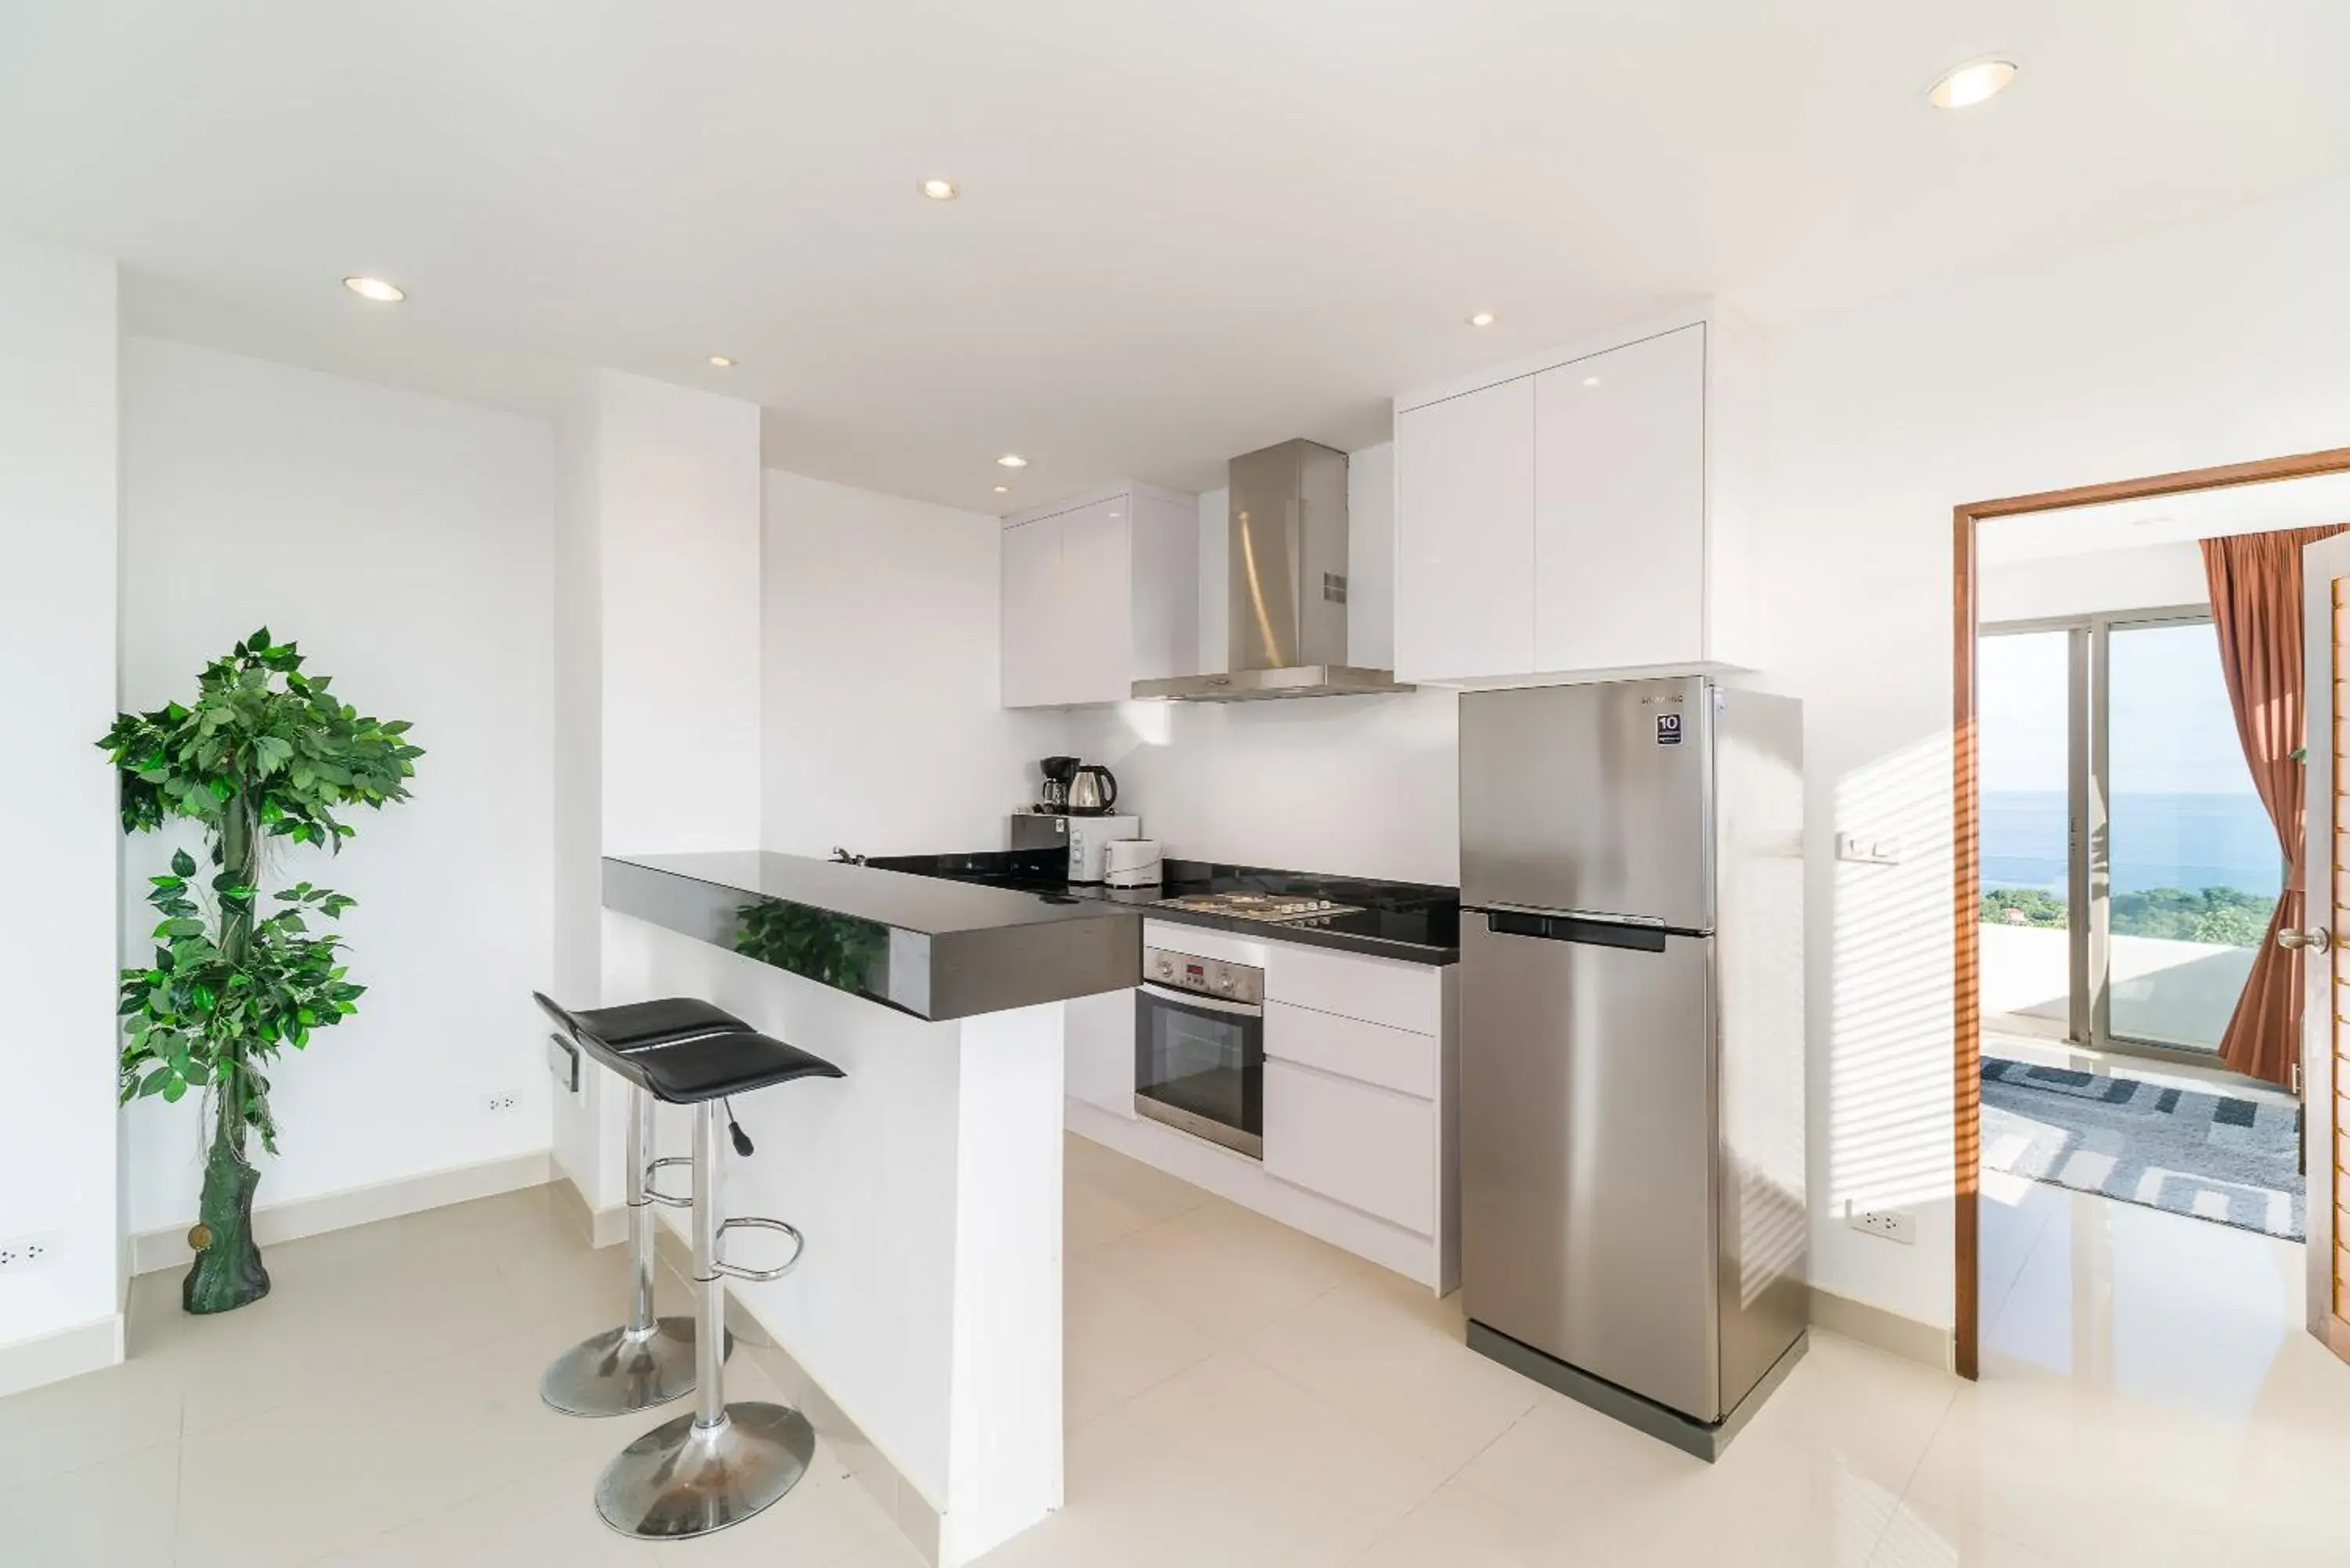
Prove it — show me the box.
[1655,713,1683,745]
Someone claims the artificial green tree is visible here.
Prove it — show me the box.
[99,630,421,1313]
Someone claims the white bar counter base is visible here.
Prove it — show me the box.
[605,908,1065,1566]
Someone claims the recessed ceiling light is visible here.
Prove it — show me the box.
[342,276,405,303]
[1928,57,2018,110]
[1466,311,1497,327]
[920,177,960,201]
[993,484,1010,494]
[1582,375,1601,387]
[996,453,1028,469]
[707,355,735,368]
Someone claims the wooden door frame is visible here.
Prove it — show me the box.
[1951,443,2350,1379]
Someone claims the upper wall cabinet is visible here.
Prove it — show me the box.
[1001,482,1198,707]
[1394,378,1535,681]
[1392,305,1762,687]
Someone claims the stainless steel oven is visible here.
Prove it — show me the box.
[1133,943,1264,1158]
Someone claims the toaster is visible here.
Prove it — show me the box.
[1101,838,1163,888]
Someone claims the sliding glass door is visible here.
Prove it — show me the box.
[2106,620,2280,1049]
[1979,630,2081,1039]
[1981,610,2280,1058]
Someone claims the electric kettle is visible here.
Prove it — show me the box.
[1066,764,1119,815]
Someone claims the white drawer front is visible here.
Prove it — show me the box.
[1266,1000,1435,1100]
[1264,1060,1435,1236]
[1265,942,1443,1035]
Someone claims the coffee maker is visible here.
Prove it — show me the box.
[1036,756,1079,814]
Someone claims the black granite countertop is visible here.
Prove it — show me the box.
[862,850,1460,965]
[602,851,1139,1021]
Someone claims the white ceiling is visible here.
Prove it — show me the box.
[6,2,2349,511]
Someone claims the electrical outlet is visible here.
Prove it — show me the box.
[482,1092,520,1115]
[0,1231,60,1272]
[1846,1203,1917,1245]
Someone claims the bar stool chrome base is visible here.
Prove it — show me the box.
[540,1317,721,1417]
[595,1401,816,1539]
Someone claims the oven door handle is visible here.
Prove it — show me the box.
[1139,981,1264,1018]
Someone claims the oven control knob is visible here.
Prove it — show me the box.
[1217,975,1234,993]
[1156,958,1173,978]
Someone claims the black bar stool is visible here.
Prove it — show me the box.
[568,1018,845,1540]
[532,992,751,1417]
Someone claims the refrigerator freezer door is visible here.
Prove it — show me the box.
[1459,677,1714,931]
[1459,913,1720,1422]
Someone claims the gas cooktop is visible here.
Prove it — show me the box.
[1153,891,1363,924]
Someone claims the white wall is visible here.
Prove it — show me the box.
[1078,694,1457,883]
[117,338,555,1234]
[1086,439,1454,883]
[1759,173,2350,1330]
[577,370,765,1210]
[0,234,121,1381]
[1346,441,1397,672]
[597,370,763,856]
[548,385,603,1197]
[1979,539,2210,622]
[762,469,1071,857]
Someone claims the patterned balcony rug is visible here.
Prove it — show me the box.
[1979,1057,2305,1241]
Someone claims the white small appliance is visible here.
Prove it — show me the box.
[1102,839,1162,888]
[1066,814,1141,883]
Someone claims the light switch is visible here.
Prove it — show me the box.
[1836,833,1901,866]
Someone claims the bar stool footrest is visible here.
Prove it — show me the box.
[643,1155,694,1209]
[714,1216,804,1283]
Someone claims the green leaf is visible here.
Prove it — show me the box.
[248,627,271,651]
[171,848,197,878]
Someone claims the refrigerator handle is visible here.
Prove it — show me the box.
[1481,909,1676,951]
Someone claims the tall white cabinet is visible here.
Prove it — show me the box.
[1000,482,1198,707]
[1392,303,1761,686]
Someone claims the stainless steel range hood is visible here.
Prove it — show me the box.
[1131,438,1413,703]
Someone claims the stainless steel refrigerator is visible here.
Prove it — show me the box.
[1458,677,1808,1460]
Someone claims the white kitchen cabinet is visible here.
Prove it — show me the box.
[1392,302,1760,686]
[1393,377,1535,681]
[1264,1060,1436,1236]
[1055,499,1131,705]
[1264,1000,1436,1100]
[1265,941,1444,1037]
[1076,923,1460,1292]
[1000,514,1061,709]
[1532,325,1707,672]
[1000,482,1197,708]
[1064,987,1137,1116]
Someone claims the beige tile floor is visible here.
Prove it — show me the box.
[6,1134,2349,1566]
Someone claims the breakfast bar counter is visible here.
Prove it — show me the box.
[603,849,1140,1018]
[600,850,1137,1564]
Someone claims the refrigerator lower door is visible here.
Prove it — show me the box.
[1459,911,1720,1422]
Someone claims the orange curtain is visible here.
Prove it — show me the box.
[2200,525,2350,1088]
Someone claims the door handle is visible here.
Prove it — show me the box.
[2276,927,2332,953]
